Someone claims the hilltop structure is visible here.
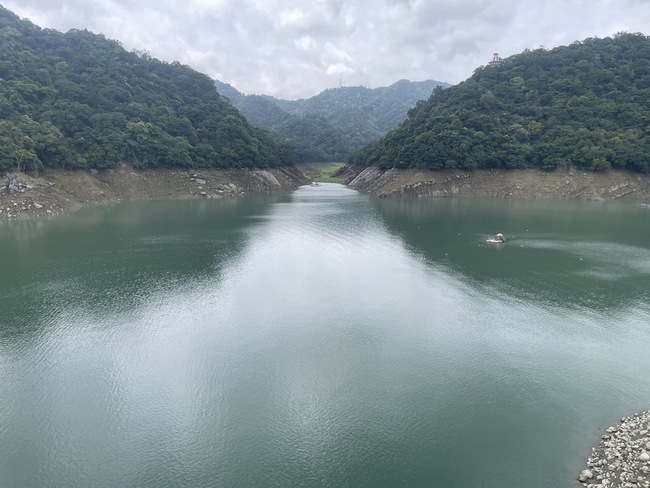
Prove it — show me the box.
[488,53,504,66]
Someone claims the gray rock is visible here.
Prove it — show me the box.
[580,412,650,486]
[5,174,32,194]
[579,469,594,481]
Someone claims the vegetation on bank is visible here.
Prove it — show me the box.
[215,79,448,163]
[296,162,347,183]
[349,33,650,173]
[0,6,294,173]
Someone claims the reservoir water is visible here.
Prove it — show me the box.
[1,183,650,487]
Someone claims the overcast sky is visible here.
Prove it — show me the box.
[3,0,649,99]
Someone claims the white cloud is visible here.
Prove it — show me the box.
[2,0,649,99]
[323,42,353,63]
[295,35,318,51]
[280,9,306,26]
[326,63,353,76]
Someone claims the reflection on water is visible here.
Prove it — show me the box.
[372,196,650,309]
[1,185,649,488]
[0,196,289,339]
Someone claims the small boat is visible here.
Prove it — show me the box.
[486,233,506,244]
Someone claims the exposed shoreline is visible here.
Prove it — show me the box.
[345,166,650,202]
[0,165,307,220]
[578,412,650,487]
[4,165,650,221]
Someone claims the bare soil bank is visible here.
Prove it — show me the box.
[1,165,307,220]
[347,166,650,202]
[5,165,650,220]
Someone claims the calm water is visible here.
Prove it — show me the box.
[1,184,650,488]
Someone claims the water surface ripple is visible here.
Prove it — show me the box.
[1,184,649,487]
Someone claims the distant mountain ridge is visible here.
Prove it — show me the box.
[215,79,450,162]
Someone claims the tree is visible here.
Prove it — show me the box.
[0,120,40,172]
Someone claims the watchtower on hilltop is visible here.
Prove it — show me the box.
[488,53,504,66]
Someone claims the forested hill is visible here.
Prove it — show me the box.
[349,33,650,173]
[0,6,293,173]
[214,79,449,162]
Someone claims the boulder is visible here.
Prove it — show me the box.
[579,469,594,482]
[5,174,32,194]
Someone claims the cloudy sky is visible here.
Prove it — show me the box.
[3,0,649,99]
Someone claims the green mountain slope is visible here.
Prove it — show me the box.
[0,6,293,173]
[349,33,650,173]
[216,80,449,162]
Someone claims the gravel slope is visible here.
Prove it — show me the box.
[346,166,650,201]
[1,166,307,220]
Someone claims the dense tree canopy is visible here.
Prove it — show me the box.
[0,6,293,172]
[349,33,650,173]
[215,79,448,162]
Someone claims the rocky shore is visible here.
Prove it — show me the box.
[579,412,650,488]
[346,166,650,202]
[6,165,650,220]
[0,165,307,220]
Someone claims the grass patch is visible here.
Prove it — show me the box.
[297,162,347,183]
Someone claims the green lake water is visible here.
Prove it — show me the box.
[1,183,650,487]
